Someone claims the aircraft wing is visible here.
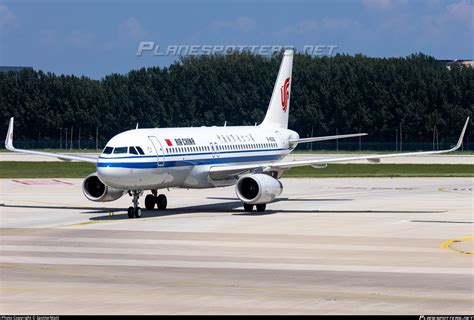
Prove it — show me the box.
[289,132,367,144]
[5,117,98,164]
[209,117,469,179]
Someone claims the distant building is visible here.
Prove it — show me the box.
[437,60,474,70]
[0,66,33,73]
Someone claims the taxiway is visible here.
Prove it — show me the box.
[0,177,473,314]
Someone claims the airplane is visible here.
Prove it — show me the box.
[4,49,470,218]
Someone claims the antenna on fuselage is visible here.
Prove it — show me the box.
[224,121,227,127]
[136,123,139,129]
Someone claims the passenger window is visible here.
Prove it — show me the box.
[113,147,128,154]
[103,146,113,154]
[129,146,139,155]
[135,146,145,155]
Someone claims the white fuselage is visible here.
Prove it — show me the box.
[97,126,299,190]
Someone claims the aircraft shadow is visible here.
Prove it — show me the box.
[90,201,244,221]
[89,200,446,221]
[207,197,353,202]
[0,203,120,214]
[1,201,447,222]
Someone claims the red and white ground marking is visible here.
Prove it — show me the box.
[11,179,74,186]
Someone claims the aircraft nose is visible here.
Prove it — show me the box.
[96,165,126,188]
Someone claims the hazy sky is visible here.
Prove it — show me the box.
[1,0,472,79]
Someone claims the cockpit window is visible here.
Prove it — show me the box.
[113,147,128,154]
[103,146,113,154]
[129,146,139,155]
[135,146,145,155]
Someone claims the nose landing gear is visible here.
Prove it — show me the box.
[127,190,142,218]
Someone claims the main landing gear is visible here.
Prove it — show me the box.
[144,190,168,211]
[243,203,267,213]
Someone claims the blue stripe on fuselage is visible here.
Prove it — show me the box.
[97,153,283,169]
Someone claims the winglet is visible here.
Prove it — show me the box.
[5,117,15,151]
[453,117,469,151]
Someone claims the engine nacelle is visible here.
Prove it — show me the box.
[235,174,283,204]
[82,172,125,202]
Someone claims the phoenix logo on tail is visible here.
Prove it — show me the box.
[280,77,290,112]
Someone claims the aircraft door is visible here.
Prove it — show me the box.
[148,136,165,167]
[210,142,220,158]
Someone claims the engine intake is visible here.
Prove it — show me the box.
[236,174,283,204]
[82,172,125,202]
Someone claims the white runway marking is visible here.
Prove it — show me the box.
[1,255,471,275]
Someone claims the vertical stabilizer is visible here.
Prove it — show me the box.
[260,49,294,128]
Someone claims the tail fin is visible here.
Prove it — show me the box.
[260,49,294,129]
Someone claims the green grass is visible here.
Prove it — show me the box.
[0,162,96,178]
[0,162,472,178]
[283,164,474,177]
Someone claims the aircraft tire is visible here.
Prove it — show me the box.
[134,207,142,218]
[145,194,156,210]
[243,203,254,212]
[156,194,167,210]
[127,207,134,218]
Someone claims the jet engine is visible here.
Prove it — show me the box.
[82,172,125,202]
[235,174,283,204]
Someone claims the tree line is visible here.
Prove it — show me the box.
[0,52,472,149]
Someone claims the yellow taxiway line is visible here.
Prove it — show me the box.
[440,236,474,255]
